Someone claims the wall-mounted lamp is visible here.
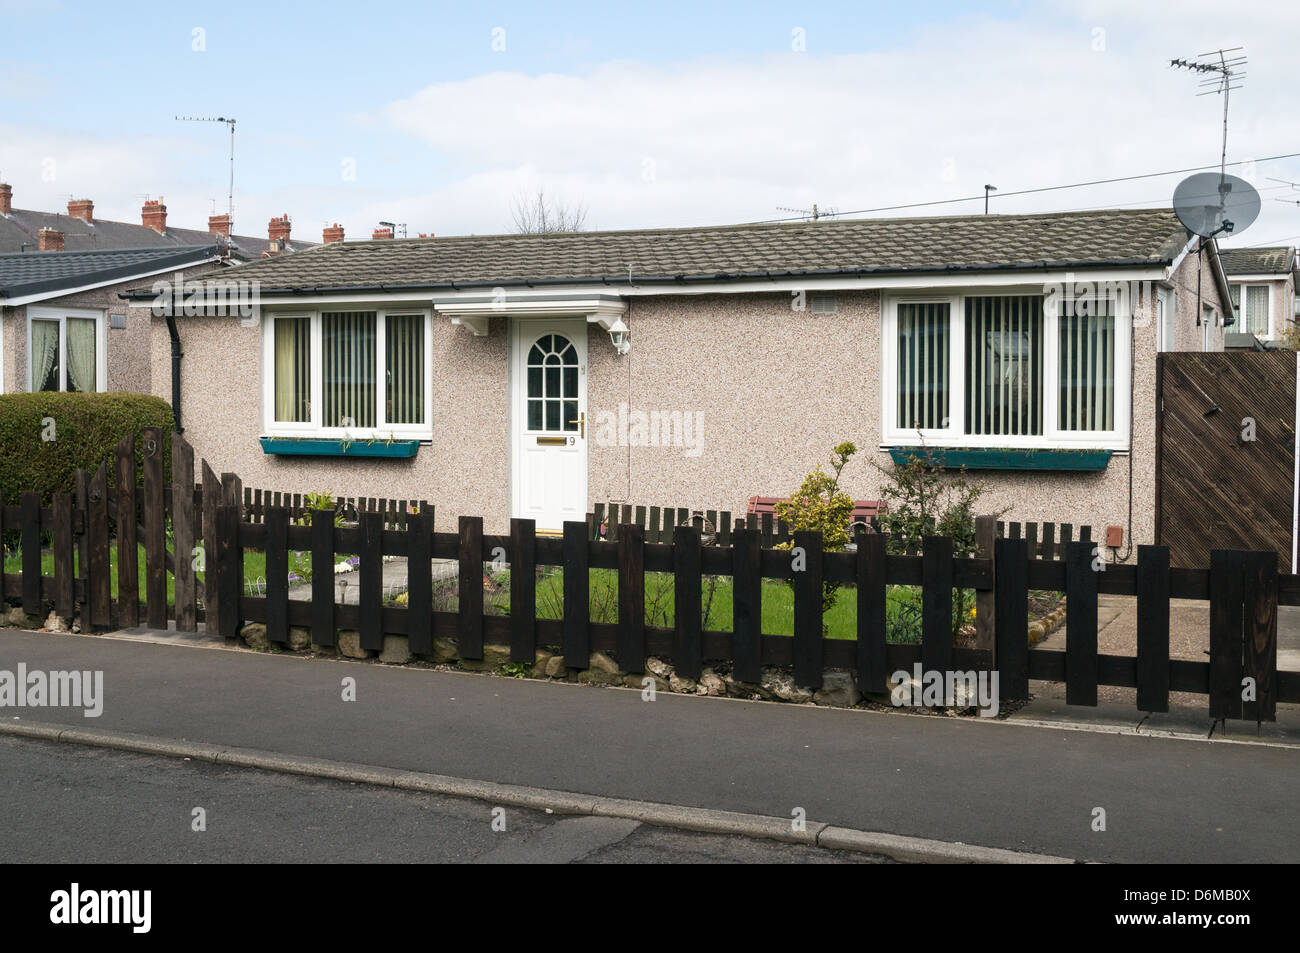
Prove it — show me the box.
[607,317,630,355]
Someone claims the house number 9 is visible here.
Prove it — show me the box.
[567,436,575,445]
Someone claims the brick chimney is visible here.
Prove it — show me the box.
[142,198,167,233]
[67,198,94,223]
[0,182,11,215]
[323,223,345,244]
[37,226,65,252]
[268,214,292,244]
[208,213,232,237]
[372,226,393,240]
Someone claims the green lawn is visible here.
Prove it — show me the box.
[2,544,313,607]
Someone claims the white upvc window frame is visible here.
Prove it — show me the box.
[261,307,434,440]
[25,305,108,393]
[881,287,1131,451]
[1231,281,1275,338]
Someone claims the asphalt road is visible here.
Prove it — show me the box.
[1,628,1297,863]
[0,735,880,863]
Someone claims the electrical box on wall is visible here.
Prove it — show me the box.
[109,313,126,329]
[1105,525,1123,549]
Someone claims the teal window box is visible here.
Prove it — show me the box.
[888,447,1112,471]
[260,438,420,459]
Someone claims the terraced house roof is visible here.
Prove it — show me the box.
[137,208,1193,296]
[1218,245,1297,275]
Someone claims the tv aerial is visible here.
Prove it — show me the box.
[1169,49,1259,239]
[777,203,839,221]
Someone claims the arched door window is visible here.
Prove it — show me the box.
[527,334,579,432]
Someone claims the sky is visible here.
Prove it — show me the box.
[2,0,1298,250]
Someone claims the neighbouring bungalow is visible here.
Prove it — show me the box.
[121,208,1233,547]
[1218,245,1299,344]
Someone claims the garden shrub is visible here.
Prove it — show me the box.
[0,392,174,506]
[774,441,858,616]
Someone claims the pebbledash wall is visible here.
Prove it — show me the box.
[137,249,1221,546]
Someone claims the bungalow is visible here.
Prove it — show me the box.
[1218,245,1298,343]
[1,243,222,394]
[121,208,1233,549]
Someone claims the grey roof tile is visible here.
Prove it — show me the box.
[156,208,1191,295]
[0,244,220,300]
[1219,245,1296,275]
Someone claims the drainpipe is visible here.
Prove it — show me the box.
[165,313,183,434]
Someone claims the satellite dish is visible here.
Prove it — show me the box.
[1173,172,1260,238]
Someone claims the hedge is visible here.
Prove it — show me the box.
[0,392,174,507]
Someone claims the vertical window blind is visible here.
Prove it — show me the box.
[1244,286,1270,335]
[1058,298,1115,432]
[385,314,425,425]
[964,295,1043,436]
[896,302,950,430]
[323,311,377,428]
[274,317,311,422]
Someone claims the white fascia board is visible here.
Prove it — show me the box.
[230,266,1169,310]
[1224,273,1291,283]
[0,256,224,307]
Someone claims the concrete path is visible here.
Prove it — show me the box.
[0,627,1296,863]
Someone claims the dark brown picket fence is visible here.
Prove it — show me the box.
[242,487,429,531]
[2,431,1296,722]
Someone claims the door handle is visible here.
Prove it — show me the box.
[569,411,585,439]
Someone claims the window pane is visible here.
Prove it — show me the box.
[1058,298,1115,432]
[562,366,577,398]
[65,318,97,392]
[897,302,950,430]
[1245,286,1269,335]
[545,400,560,431]
[385,314,425,425]
[563,400,578,431]
[274,318,311,422]
[964,296,1043,436]
[527,366,542,398]
[1229,285,1241,308]
[545,366,560,398]
[528,399,543,430]
[323,311,376,428]
[31,320,60,392]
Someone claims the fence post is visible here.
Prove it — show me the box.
[457,515,484,660]
[1209,549,1245,721]
[562,520,589,669]
[310,509,335,647]
[115,433,139,628]
[732,527,762,684]
[510,518,537,664]
[617,523,646,673]
[201,462,221,624]
[995,536,1029,701]
[974,515,997,667]
[53,493,75,622]
[142,427,166,629]
[1065,540,1099,707]
[855,528,887,694]
[922,535,953,675]
[20,492,41,617]
[359,511,384,651]
[1135,544,1170,714]
[171,435,196,632]
[86,466,111,629]
[406,508,433,655]
[792,529,823,689]
[1242,550,1277,723]
[673,523,703,680]
[265,506,289,645]
[214,502,241,639]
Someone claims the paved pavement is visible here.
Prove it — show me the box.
[0,734,881,863]
[1,627,1297,863]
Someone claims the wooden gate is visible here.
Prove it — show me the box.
[1157,351,1297,569]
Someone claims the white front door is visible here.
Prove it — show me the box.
[511,319,587,531]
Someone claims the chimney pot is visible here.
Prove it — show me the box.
[37,226,65,252]
[67,198,94,223]
[323,223,345,243]
[208,213,232,238]
[142,198,167,234]
[0,182,11,215]
[372,227,393,240]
